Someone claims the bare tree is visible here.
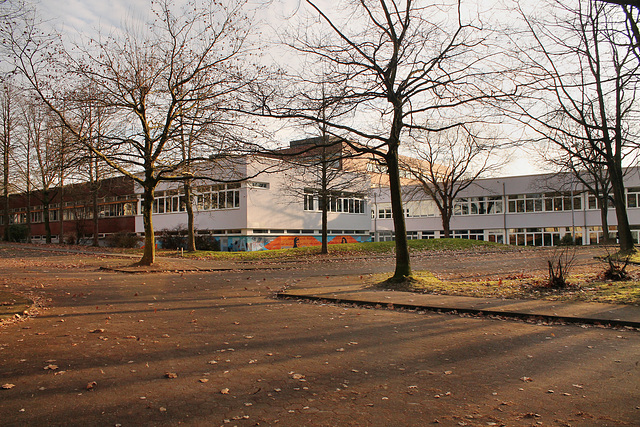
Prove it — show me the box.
[509,0,640,253]
[403,126,504,238]
[246,0,509,281]
[4,0,258,264]
[279,135,370,254]
[543,135,615,243]
[31,111,63,243]
[0,81,16,240]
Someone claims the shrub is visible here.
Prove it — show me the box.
[106,231,141,248]
[158,227,186,250]
[599,247,631,281]
[158,227,221,251]
[6,225,29,242]
[557,233,575,246]
[195,234,221,251]
[546,246,576,289]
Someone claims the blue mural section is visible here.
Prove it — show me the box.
[225,234,371,251]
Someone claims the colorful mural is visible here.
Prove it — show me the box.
[264,235,367,250]
[157,234,370,252]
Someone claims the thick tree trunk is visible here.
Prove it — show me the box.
[386,151,411,279]
[138,185,155,266]
[321,192,328,254]
[609,163,634,253]
[441,214,452,239]
[184,180,196,252]
[599,194,611,243]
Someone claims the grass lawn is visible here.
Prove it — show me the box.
[370,270,640,306]
[168,238,512,261]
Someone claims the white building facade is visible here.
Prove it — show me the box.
[133,156,372,251]
[132,153,640,251]
[371,168,640,246]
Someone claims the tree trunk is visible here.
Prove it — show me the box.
[43,193,51,243]
[321,192,328,254]
[58,180,64,244]
[2,191,8,242]
[599,194,611,244]
[441,214,452,239]
[138,184,155,265]
[184,180,196,252]
[609,163,634,253]
[386,150,411,279]
[25,190,31,243]
[2,139,8,242]
[92,187,99,246]
[320,152,329,254]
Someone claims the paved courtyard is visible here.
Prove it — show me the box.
[1,245,639,426]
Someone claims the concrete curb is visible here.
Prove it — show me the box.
[276,290,640,329]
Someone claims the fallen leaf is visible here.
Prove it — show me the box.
[89,329,105,333]
[520,376,533,382]
[220,388,230,394]
[2,383,15,389]
[86,381,97,391]
[44,364,58,370]
[165,372,178,379]
[199,378,209,383]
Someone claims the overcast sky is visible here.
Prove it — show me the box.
[34,0,541,177]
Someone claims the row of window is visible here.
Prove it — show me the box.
[152,184,242,214]
[374,226,636,247]
[373,190,640,219]
[303,191,367,214]
[3,202,138,225]
[506,192,582,213]
[454,196,503,215]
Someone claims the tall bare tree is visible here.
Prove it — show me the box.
[4,0,258,264]
[278,135,370,254]
[509,0,640,252]
[246,0,510,281]
[542,131,615,243]
[31,111,63,243]
[403,126,504,238]
[0,81,16,240]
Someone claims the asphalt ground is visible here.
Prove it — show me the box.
[0,245,639,426]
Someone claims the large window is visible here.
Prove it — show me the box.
[100,202,137,217]
[454,196,503,216]
[627,187,640,208]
